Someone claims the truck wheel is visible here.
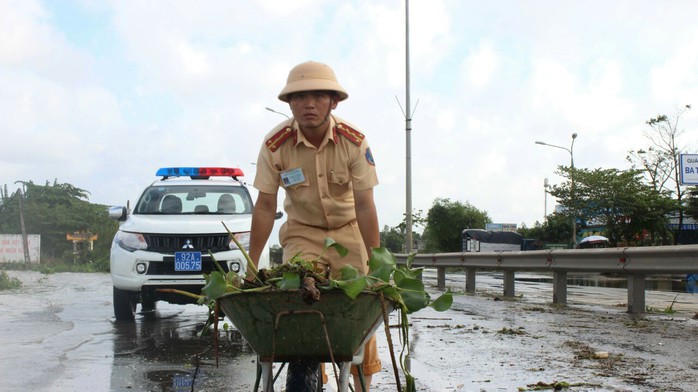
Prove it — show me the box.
[113,287,137,321]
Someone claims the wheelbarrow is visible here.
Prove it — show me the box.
[218,289,394,392]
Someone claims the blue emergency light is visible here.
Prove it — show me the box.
[156,167,245,179]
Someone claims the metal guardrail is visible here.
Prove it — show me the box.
[394,244,698,314]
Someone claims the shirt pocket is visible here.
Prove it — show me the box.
[283,176,313,208]
[328,170,350,197]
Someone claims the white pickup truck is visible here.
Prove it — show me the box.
[108,167,272,321]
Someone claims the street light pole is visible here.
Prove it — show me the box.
[544,177,549,220]
[535,133,578,246]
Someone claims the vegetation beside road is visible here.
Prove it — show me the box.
[0,181,116,272]
[0,270,21,290]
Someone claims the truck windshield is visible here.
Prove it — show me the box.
[133,185,252,215]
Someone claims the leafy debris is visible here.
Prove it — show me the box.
[162,223,454,392]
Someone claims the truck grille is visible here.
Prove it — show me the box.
[144,233,229,254]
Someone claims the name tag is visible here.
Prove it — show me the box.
[281,168,305,186]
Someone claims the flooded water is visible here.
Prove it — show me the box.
[111,313,258,391]
[1,270,697,391]
[0,271,259,391]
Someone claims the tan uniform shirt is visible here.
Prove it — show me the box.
[253,116,382,375]
[253,115,378,229]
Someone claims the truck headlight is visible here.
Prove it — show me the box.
[228,231,250,251]
[115,231,148,252]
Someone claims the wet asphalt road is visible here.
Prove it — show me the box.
[1,270,698,392]
[0,271,260,392]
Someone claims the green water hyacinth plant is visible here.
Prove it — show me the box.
[165,223,453,392]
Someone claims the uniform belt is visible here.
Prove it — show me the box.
[289,219,355,231]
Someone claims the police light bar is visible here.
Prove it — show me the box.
[156,167,244,179]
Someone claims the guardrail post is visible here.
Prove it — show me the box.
[436,267,446,290]
[465,268,476,293]
[627,274,646,314]
[503,271,515,297]
[553,271,567,304]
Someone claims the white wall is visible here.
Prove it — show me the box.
[0,235,41,264]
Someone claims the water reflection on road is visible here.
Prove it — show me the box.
[518,272,691,292]
[0,271,260,392]
[110,307,259,391]
[425,269,698,314]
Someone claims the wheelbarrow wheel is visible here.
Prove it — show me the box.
[285,360,321,392]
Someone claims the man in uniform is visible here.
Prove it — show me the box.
[248,60,380,391]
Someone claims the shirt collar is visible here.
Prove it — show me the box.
[293,116,337,150]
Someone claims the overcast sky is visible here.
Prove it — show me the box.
[2,0,697,245]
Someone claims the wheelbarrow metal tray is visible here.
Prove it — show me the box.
[218,290,389,362]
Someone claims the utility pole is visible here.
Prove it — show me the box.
[404,0,413,254]
[16,187,31,264]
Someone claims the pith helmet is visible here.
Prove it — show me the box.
[278,61,348,102]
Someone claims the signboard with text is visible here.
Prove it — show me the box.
[0,235,41,264]
[680,154,698,185]
[486,223,517,231]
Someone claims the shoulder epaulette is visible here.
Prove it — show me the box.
[265,126,296,152]
[334,122,365,146]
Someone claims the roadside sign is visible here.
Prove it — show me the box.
[0,234,41,263]
[680,154,698,185]
[486,223,517,231]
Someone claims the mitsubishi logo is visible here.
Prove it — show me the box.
[182,239,194,249]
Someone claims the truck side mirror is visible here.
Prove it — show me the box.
[108,206,128,221]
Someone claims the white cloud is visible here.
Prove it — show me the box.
[174,41,211,78]
[0,0,93,83]
[0,0,51,65]
[2,0,698,244]
[463,40,499,88]
[650,31,698,105]
[411,0,452,67]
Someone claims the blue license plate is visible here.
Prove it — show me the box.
[174,252,202,271]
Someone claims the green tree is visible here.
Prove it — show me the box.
[380,210,426,253]
[0,181,118,266]
[422,198,491,252]
[626,104,692,244]
[380,225,404,253]
[518,213,573,246]
[549,167,674,246]
[687,187,698,221]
